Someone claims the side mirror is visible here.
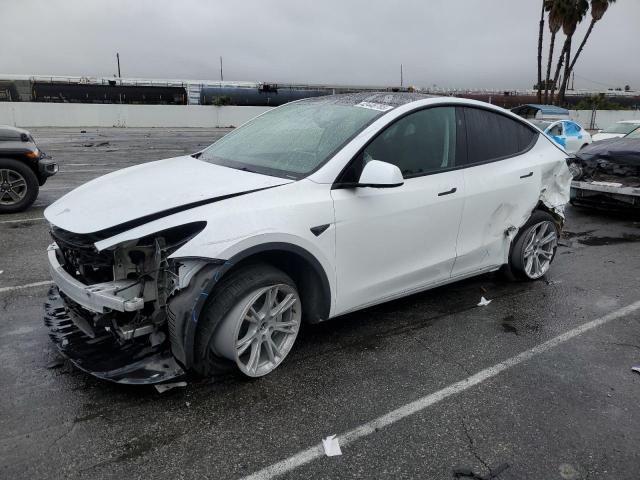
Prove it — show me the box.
[356,160,404,188]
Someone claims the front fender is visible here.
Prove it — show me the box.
[170,239,334,370]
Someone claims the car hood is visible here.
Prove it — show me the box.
[575,137,640,167]
[44,156,294,234]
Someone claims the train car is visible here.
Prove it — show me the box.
[32,82,187,105]
[201,84,332,106]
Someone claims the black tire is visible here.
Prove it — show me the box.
[193,263,299,377]
[0,158,39,213]
[505,210,559,281]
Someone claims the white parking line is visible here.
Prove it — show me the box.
[241,300,640,480]
[0,280,53,294]
[0,217,46,225]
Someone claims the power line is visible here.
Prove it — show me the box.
[572,73,620,89]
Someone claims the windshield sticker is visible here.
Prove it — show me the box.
[355,102,394,112]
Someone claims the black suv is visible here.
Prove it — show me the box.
[0,125,57,212]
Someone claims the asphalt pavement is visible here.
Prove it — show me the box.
[1,128,640,480]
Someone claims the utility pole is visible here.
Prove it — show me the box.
[116,52,121,78]
[400,64,403,87]
[220,56,224,82]
[571,71,575,91]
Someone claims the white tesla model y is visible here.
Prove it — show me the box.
[44,93,571,384]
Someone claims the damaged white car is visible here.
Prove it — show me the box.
[44,93,571,384]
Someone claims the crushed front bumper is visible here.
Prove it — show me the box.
[44,286,184,384]
[48,243,144,313]
[570,180,640,209]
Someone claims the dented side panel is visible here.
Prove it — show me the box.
[452,136,570,277]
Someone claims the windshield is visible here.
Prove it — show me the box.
[602,122,640,134]
[198,102,384,178]
[625,126,640,139]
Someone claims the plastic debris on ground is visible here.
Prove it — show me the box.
[322,435,342,457]
[155,381,188,393]
[477,297,492,307]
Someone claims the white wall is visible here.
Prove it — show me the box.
[1,102,639,131]
[569,109,640,130]
[0,102,272,128]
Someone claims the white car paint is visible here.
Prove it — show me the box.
[45,95,571,325]
[45,156,292,234]
[592,120,640,142]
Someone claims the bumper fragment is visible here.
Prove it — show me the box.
[44,286,185,384]
[571,180,640,209]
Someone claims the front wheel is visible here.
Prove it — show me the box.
[0,159,39,213]
[194,264,302,378]
[507,210,559,280]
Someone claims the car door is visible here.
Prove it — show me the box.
[331,106,465,315]
[451,107,542,278]
[563,121,585,152]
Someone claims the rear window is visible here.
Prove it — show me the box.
[463,107,538,165]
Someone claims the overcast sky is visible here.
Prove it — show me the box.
[1,0,638,90]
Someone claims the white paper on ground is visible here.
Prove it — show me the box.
[155,381,188,393]
[322,435,342,457]
[477,296,492,307]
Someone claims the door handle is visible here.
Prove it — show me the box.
[437,187,457,196]
[520,171,533,179]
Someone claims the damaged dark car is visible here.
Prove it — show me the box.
[569,127,640,210]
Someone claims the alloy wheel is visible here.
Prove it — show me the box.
[0,169,28,205]
[522,221,557,279]
[214,284,301,377]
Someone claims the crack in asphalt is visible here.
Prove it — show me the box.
[460,416,492,478]
[409,333,473,375]
[45,422,77,454]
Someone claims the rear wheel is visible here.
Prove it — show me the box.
[0,159,39,213]
[194,264,302,378]
[507,210,559,280]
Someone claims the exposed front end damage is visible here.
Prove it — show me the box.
[44,223,211,384]
[568,139,640,210]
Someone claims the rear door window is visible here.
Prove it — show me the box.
[462,107,538,165]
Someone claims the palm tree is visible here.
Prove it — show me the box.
[551,0,589,104]
[537,1,547,103]
[543,0,565,103]
[563,0,617,92]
